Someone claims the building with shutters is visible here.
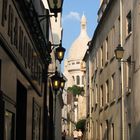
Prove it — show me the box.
[84,0,140,140]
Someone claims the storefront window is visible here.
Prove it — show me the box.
[5,110,14,140]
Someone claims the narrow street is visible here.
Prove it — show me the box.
[1,0,140,140]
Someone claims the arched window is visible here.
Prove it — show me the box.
[72,76,75,81]
[82,75,84,84]
[76,75,80,85]
[72,76,75,84]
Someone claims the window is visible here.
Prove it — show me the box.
[72,62,75,65]
[119,66,122,96]
[76,61,80,64]
[111,123,114,140]
[106,120,109,140]
[76,75,80,85]
[4,110,15,140]
[111,73,115,99]
[82,75,84,85]
[95,84,98,104]
[100,123,103,140]
[34,59,38,80]
[1,0,8,26]
[105,37,108,61]
[33,58,38,81]
[105,80,109,103]
[88,122,90,132]
[96,121,98,140]
[14,18,18,48]
[8,5,11,36]
[19,26,23,55]
[128,123,131,140]
[23,36,28,66]
[31,50,34,73]
[100,85,103,107]
[38,66,41,85]
[126,11,131,35]
[112,26,115,48]
[8,5,14,44]
[96,52,98,68]
[27,44,32,68]
[118,16,120,43]
[100,46,103,67]
[125,57,131,90]
[72,76,75,84]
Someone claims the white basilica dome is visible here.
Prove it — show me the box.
[68,14,90,61]
[64,14,90,87]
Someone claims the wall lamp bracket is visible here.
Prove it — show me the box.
[38,13,57,22]
[47,40,66,64]
[118,59,135,65]
[47,41,62,53]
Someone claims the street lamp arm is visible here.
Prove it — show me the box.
[118,59,135,64]
[38,14,56,22]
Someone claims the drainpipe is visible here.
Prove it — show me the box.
[120,0,125,140]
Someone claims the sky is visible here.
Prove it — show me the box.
[62,0,100,58]
[42,0,100,70]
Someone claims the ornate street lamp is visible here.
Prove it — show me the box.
[114,44,124,61]
[47,0,64,18]
[50,71,66,92]
[60,76,66,91]
[55,42,66,63]
[47,41,66,63]
[50,69,66,140]
[51,70,61,92]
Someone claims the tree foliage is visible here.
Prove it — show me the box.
[76,119,86,132]
[67,85,84,96]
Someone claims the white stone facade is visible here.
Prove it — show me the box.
[62,14,90,135]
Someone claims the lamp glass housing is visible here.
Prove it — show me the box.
[60,77,66,90]
[47,0,63,14]
[55,45,66,63]
[114,44,124,60]
[51,71,61,91]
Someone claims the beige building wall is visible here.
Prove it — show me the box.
[50,13,63,140]
[84,0,136,140]
[42,1,63,139]
[132,0,140,139]
[0,0,50,140]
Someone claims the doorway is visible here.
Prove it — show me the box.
[16,81,27,140]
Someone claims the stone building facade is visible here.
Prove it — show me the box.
[0,0,63,140]
[42,1,64,140]
[0,0,49,140]
[83,0,140,139]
